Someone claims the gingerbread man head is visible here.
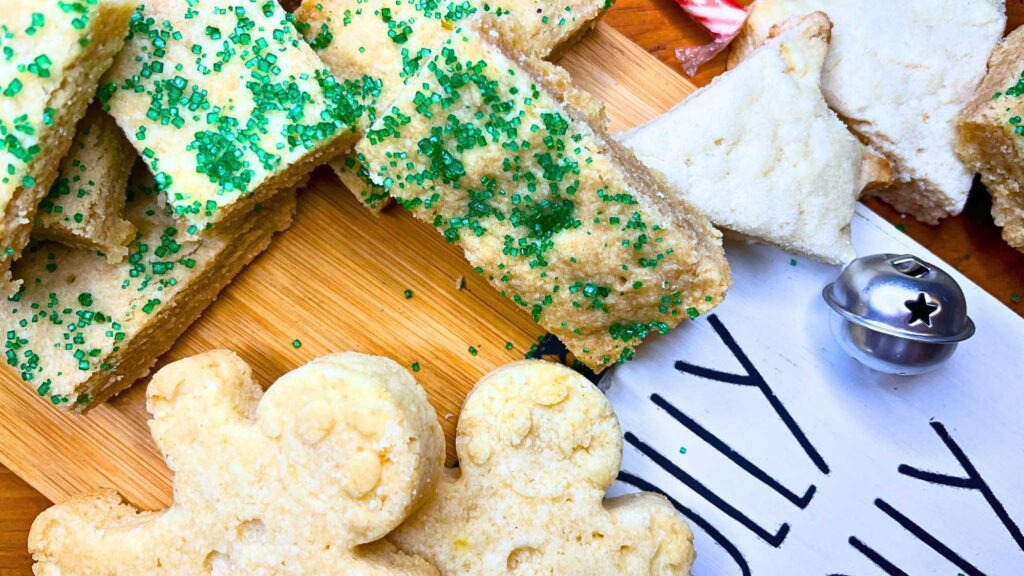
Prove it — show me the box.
[389,360,696,575]
[29,351,444,575]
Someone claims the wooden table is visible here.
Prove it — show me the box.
[1,1,1021,572]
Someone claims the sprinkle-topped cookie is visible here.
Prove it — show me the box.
[958,26,1024,254]
[33,104,137,261]
[0,0,135,290]
[357,21,731,369]
[2,168,296,409]
[100,0,363,230]
[295,0,613,211]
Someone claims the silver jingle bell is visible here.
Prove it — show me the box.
[822,254,976,376]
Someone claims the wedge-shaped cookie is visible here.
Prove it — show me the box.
[33,104,136,261]
[2,169,295,409]
[100,0,363,230]
[621,14,890,265]
[0,0,135,289]
[294,0,612,211]
[30,350,444,574]
[357,23,731,370]
[729,0,1005,224]
[391,361,696,574]
[958,26,1024,254]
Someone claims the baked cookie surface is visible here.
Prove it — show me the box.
[731,0,1005,224]
[357,22,730,369]
[2,168,295,409]
[0,0,135,288]
[390,361,696,575]
[621,13,890,265]
[958,25,1024,254]
[29,350,444,575]
[294,0,612,211]
[33,104,136,261]
[101,0,363,229]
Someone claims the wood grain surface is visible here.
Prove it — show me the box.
[0,2,1022,572]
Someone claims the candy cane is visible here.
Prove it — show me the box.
[674,0,750,77]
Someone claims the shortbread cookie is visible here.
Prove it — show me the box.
[294,0,612,211]
[33,104,136,261]
[357,22,731,370]
[390,361,696,575]
[621,14,890,265]
[729,0,1005,224]
[100,0,363,230]
[0,0,135,289]
[30,350,444,575]
[2,168,295,410]
[958,26,1024,254]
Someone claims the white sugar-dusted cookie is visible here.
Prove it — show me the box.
[729,0,1005,224]
[620,13,890,265]
[29,351,444,575]
[390,361,696,575]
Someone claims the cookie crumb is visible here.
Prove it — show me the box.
[455,275,465,290]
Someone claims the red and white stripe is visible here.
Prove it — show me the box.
[674,0,749,38]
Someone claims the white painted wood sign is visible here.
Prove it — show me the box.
[604,205,1024,575]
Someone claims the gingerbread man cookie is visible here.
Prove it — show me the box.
[390,361,696,575]
[29,351,444,575]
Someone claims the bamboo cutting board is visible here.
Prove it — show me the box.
[0,23,702,511]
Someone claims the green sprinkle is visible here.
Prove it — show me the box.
[679,446,687,455]
[404,289,414,299]
[292,339,302,348]
[4,78,22,97]
[411,361,420,372]
[505,341,514,350]
[790,259,797,267]
[468,346,478,356]
[1012,294,1021,304]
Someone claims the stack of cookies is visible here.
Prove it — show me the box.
[4,0,733,410]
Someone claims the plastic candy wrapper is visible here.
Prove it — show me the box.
[674,0,749,77]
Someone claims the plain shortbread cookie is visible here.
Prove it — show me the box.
[390,360,696,575]
[29,350,444,575]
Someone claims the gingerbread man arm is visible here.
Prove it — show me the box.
[30,351,443,575]
[390,361,696,575]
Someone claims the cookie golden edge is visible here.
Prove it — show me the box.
[29,350,444,575]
